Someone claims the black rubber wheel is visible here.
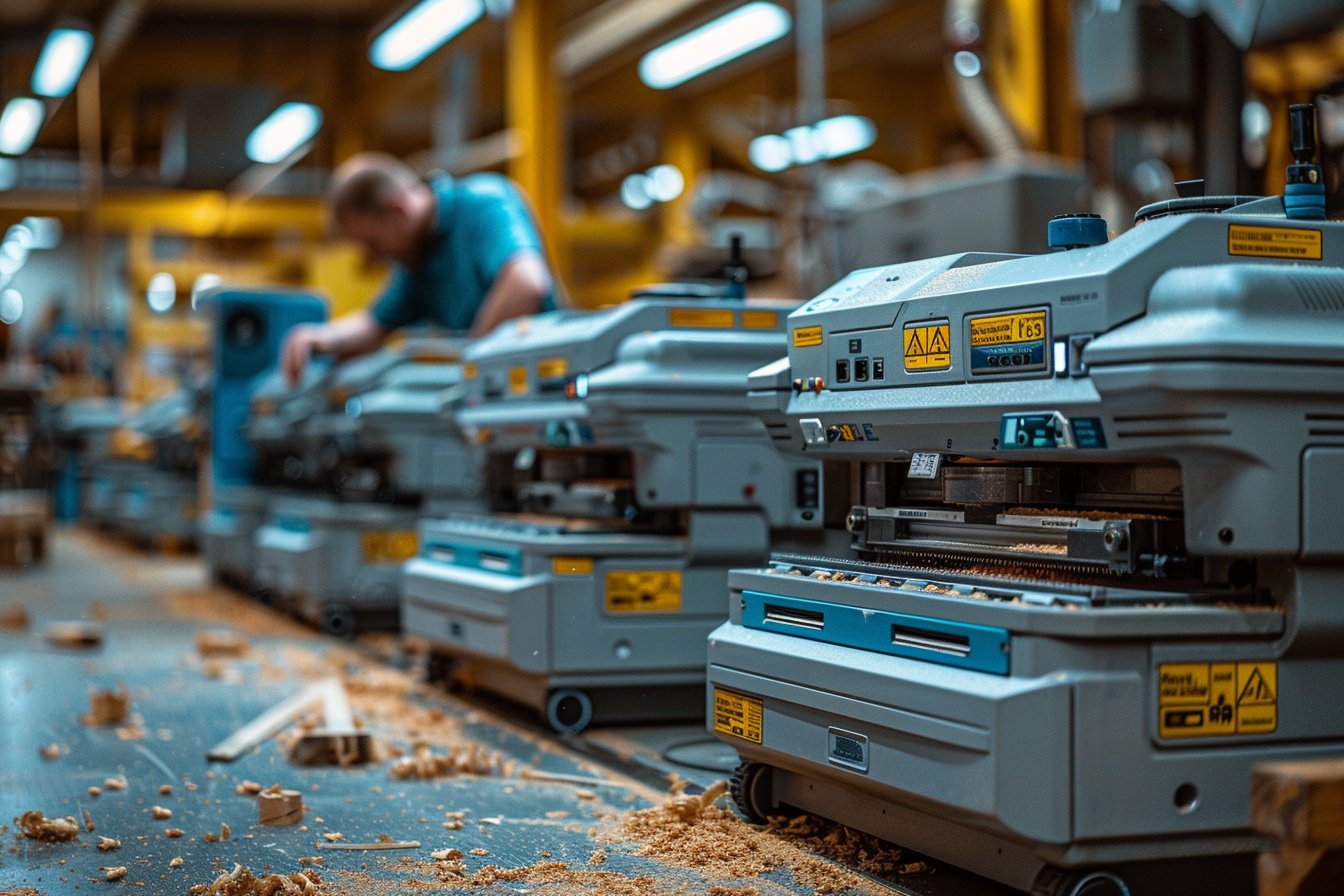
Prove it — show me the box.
[729,760,777,823]
[544,689,593,734]
[1031,867,1132,896]
[425,651,459,685]
[319,602,358,639]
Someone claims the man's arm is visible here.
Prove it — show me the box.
[280,310,389,384]
[469,251,552,338]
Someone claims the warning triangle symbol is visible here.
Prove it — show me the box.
[928,327,949,354]
[905,328,925,355]
[1238,668,1275,704]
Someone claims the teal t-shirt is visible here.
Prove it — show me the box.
[369,173,556,333]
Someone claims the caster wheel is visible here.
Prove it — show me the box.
[1031,867,1131,896]
[729,760,777,823]
[426,651,459,685]
[544,689,593,734]
[319,602,358,639]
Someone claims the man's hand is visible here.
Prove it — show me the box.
[280,323,327,385]
[279,312,390,384]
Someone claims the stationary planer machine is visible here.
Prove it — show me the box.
[707,106,1344,895]
[401,297,826,732]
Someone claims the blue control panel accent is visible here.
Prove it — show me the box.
[742,590,1010,675]
[276,516,312,533]
[425,541,524,577]
[1070,417,1107,448]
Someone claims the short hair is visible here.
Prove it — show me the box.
[328,152,424,224]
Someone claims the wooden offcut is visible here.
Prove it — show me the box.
[1252,758,1344,896]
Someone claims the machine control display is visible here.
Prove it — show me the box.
[967,308,1049,375]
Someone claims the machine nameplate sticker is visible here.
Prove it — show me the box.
[742,310,779,329]
[536,357,569,380]
[669,308,734,328]
[968,309,1048,375]
[713,688,763,743]
[463,363,477,380]
[508,366,528,395]
[908,453,942,479]
[552,556,594,575]
[1227,224,1322,260]
[605,570,683,613]
[827,727,869,772]
[793,326,823,347]
[903,321,951,371]
[1157,661,1277,738]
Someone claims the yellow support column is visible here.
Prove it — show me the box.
[662,108,709,250]
[507,0,569,295]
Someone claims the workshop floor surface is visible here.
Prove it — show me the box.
[0,528,1004,896]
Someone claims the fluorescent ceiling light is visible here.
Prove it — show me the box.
[620,173,652,210]
[645,164,684,202]
[785,126,819,166]
[813,115,877,160]
[0,98,45,156]
[147,272,176,313]
[639,2,791,90]
[246,102,323,164]
[748,134,792,172]
[21,216,62,250]
[32,28,95,98]
[0,289,22,325]
[371,0,484,71]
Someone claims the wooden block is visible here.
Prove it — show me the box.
[257,788,303,826]
[1258,844,1344,896]
[81,686,130,726]
[1252,759,1344,848]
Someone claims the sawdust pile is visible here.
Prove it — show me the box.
[388,744,509,780]
[336,860,693,895]
[765,815,932,878]
[17,810,80,841]
[604,784,897,896]
[190,863,324,896]
[167,587,313,637]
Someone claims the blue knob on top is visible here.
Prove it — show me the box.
[1285,104,1326,221]
[1048,213,1109,251]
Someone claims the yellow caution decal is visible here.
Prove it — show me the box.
[604,570,682,613]
[669,308,734,328]
[1228,224,1322,260]
[793,326,823,347]
[536,357,569,380]
[361,530,419,564]
[1158,661,1277,738]
[903,320,951,371]
[552,556,594,575]
[508,366,528,395]
[713,688,763,743]
[741,310,779,329]
[463,363,477,380]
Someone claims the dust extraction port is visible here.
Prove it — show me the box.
[764,604,826,631]
[891,623,971,658]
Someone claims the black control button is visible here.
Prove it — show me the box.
[835,359,850,383]
[872,358,885,380]
[854,357,869,381]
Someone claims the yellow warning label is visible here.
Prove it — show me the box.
[969,310,1048,347]
[463,363,477,380]
[793,326,823,347]
[904,321,952,371]
[713,688,764,744]
[742,310,779,329]
[361,530,418,564]
[1228,224,1322,260]
[1158,661,1277,738]
[605,570,682,613]
[669,308,734,329]
[508,366,528,395]
[536,357,569,380]
[552,556,594,575]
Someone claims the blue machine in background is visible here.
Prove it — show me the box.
[204,287,326,488]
